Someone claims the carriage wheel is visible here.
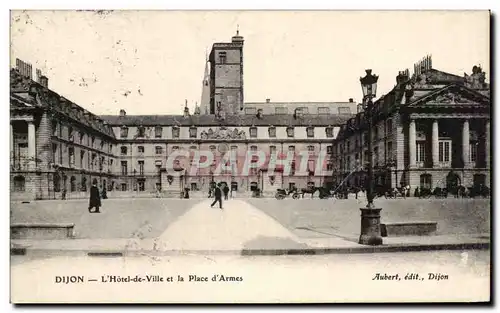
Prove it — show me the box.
[292,193,300,200]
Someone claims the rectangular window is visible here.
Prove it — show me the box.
[138,161,144,175]
[69,147,75,166]
[268,127,276,138]
[286,127,294,138]
[373,147,379,165]
[155,146,163,155]
[306,127,314,138]
[250,127,257,138]
[218,52,227,64]
[386,119,393,135]
[325,127,333,138]
[326,162,333,171]
[138,180,145,192]
[121,146,128,155]
[416,142,425,163]
[121,161,128,175]
[439,140,451,163]
[326,145,333,154]
[189,127,197,138]
[121,183,127,191]
[138,146,144,154]
[307,145,315,152]
[172,127,180,138]
[155,126,162,138]
[387,141,393,160]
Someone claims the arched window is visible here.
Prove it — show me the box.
[70,176,76,192]
[13,175,25,192]
[420,174,432,189]
[53,173,61,192]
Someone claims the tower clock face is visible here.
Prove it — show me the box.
[218,143,229,154]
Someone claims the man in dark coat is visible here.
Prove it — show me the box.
[223,184,230,200]
[88,179,101,213]
[210,183,223,209]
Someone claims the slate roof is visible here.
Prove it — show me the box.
[100,113,353,127]
[10,69,116,138]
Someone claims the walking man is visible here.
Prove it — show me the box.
[88,179,101,213]
[210,183,223,209]
[223,184,230,200]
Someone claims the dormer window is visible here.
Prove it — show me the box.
[286,126,294,138]
[120,126,128,138]
[318,107,330,115]
[189,126,197,138]
[275,107,287,115]
[137,126,145,138]
[268,126,276,138]
[325,127,334,138]
[298,107,309,114]
[155,126,162,138]
[306,126,314,138]
[250,126,257,138]
[172,126,180,138]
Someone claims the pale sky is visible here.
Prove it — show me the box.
[10,10,490,115]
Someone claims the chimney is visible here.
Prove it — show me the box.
[266,98,271,103]
[119,109,126,117]
[349,98,354,103]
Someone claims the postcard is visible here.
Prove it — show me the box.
[10,10,490,303]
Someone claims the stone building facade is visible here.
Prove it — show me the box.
[332,61,490,193]
[10,62,117,200]
[10,32,355,200]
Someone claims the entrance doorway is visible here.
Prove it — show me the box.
[446,171,460,191]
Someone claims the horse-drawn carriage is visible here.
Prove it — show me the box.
[275,188,301,200]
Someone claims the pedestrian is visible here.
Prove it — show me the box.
[223,184,229,200]
[210,183,223,209]
[61,188,67,200]
[88,179,101,213]
[101,186,108,199]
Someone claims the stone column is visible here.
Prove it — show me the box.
[27,120,36,170]
[462,119,470,168]
[485,119,490,169]
[409,119,416,168]
[432,120,439,168]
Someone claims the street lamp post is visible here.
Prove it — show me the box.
[358,69,383,246]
